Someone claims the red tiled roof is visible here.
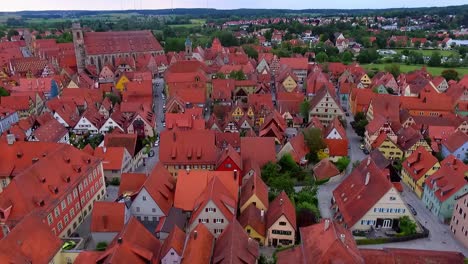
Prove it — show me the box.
[266,191,296,230]
[370,94,400,122]
[212,78,235,101]
[240,173,269,210]
[313,159,341,181]
[333,157,393,227]
[247,94,274,111]
[425,155,468,203]
[277,220,364,264]
[104,133,138,157]
[212,220,259,264]
[159,130,217,166]
[94,146,126,171]
[217,145,242,170]
[175,170,239,211]
[241,137,276,168]
[238,204,266,237]
[442,130,468,153]
[0,214,62,263]
[139,163,175,216]
[32,118,68,142]
[84,30,163,55]
[160,226,185,257]
[359,248,464,264]
[118,173,147,197]
[215,131,241,150]
[325,139,349,157]
[95,217,162,264]
[286,133,309,163]
[325,117,347,139]
[182,224,214,264]
[402,146,438,182]
[91,201,126,232]
[279,57,308,70]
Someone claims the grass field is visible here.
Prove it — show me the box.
[168,19,206,28]
[380,48,458,57]
[362,63,468,76]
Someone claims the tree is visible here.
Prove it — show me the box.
[299,100,311,123]
[303,128,326,163]
[7,29,19,41]
[269,176,295,197]
[334,157,350,172]
[214,72,226,79]
[105,93,121,105]
[243,45,258,60]
[315,52,329,63]
[49,80,59,99]
[384,64,401,78]
[228,70,246,80]
[96,242,108,251]
[264,30,272,42]
[342,51,353,64]
[399,216,417,235]
[278,154,299,173]
[428,51,442,67]
[0,86,9,97]
[355,119,369,137]
[441,69,459,81]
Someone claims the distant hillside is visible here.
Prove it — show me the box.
[3,5,468,19]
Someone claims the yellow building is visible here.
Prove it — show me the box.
[115,75,130,92]
[239,174,269,213]
[401,146,440,198]
[372,133,403,160]
[231,106,245,121]
[239,204,267,246]
[359,73,372,88]
[282,75,298,92]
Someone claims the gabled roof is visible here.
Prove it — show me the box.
[359,248,464,264]
[0,214,62,263]
[182,224,215,264]
[160,226,185,258]
[91,202,126,232]
[279,57,308,70]
[84,30,163,55]
[190,177,237,225]
[217,145,242,170]
[104,132,138,157]
[442,130,468,152]
[313,159,341,181]
[240,173,269,210]
[215,131,241,150]
[425,155,468,203]
[94,146,126,171]
[238,204,266,237]
[402,146,438,182]
[159,130,217,166]
[212,220,259,264]
[118,173,147,197]
[93,217,162,264]
[325,138,349,157]
[286,133,310,163]
[175,170,239,211]
[32,118,68,142]
[277,219,364,264]
[369,94,400,123]
[396,126,424,151]
[241,137,276,168]
[139,163,176,216]
[325,117,347,139]
[333,157,393,227]
[266,191,296,230]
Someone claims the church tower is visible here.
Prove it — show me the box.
[72,23,86,72]
[185,37,192,60]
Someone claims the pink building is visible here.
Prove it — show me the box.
[450,192,468,248]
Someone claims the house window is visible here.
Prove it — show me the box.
[279,221,287,226]
[47,214,53,225]
[390,196,396,201]
[247,229,251,234]
[64,214,69,224]
[152,208,156,213]
[73,189,78,199]
[136,207,140,212]
[143,196,146,201]
[70,208,75,218]
[213,218,224,224]
[57,221,63,231]
[54,207,60,217]
[61,200,67,210]
[206,208,216,213]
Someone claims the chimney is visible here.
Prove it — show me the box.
[234,170,238,180]
[6,134,15,145]
[280,198,283,205]
[103,147,107,153]
[173,132,176,142]
[32,157,39,164]
[324,219,330,231]
[194,230,198,240]
[117,237,122,244]
[417,152,421,162]
[260,209,265,220]
[340,234,346,243]
[365,172,370,186]
[366,157,371,166]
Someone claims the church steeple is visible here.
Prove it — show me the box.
[185,37,192,60]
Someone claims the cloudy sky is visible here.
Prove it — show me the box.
[3,0,466,11]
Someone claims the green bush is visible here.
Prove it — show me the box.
[109,178,120,186]
[356,238,389,245]
[96,241,108,251]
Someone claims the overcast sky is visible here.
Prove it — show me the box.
[2,0,466,11]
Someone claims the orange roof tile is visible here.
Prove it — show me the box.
[333,157,392,227]
[32,118,68,142]
[240,173,269,210]
[241,137,276,168]
[313,159,341,181]
[267,191,296,230]
[94,146,126,171]
[360,248,464,264]
[175,170,239,211]
[325,139,349,157]
[442,130,468,153]
[118,173,147,197]
[182,224,215,264]
[139,163,176,215]
[402,146,438,181]
[160,226,185,257]
[0,214,62,263]
[84,30,163,55]
[238,204,266,237]
[91,202,126,232]
[212,220,259,264]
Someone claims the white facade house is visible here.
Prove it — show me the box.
[99,117,125,134]
[130,187,165,223]
[326,128,344,139]
[161,248,182,264]
[74,116,100,134]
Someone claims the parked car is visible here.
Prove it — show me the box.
[154,140,159,147]
[345,112,350,117]
[407,204,417,215]
[62,241,76,250]
[162,122,166,127]
[363,149,369,155]
[359,144,365,150]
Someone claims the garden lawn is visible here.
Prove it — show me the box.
[362,63,468,76]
